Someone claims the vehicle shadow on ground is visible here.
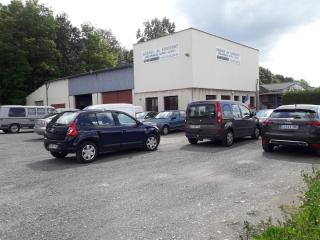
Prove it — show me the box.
[27,149,151,171]
[263,146,320,165]
[24,138,44,142]
[0,130,34,134]
[180,137,257,153]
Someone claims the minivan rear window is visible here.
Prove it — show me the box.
[188,104,216,118]
[271,109,317,119]
[53,112,78,125]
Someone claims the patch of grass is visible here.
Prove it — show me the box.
[240,167,320,240]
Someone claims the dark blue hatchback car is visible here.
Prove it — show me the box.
[44,110,160,163]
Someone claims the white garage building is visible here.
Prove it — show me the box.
[26,28,259,112]
[133,28,259,112]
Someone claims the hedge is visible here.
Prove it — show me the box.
[282,88,320,105]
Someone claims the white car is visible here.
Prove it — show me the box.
[84,104,143,118]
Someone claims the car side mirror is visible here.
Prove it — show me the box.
[171,117,177,121]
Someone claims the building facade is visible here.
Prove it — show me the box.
[26,65,134,109]
[259,82,305,109]
[26,28,259,112]
[133,28,259,112]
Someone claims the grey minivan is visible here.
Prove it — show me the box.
[0,105,56,133]
[185,100,260,146]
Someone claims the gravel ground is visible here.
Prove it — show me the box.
[0,130,319,240]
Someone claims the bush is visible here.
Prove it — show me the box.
[282,88,320,105]
[240,168,320,240]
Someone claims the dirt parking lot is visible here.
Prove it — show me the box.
[0,130,319,240]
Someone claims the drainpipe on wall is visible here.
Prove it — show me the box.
[45,82,50,106]
[256,79,260,111]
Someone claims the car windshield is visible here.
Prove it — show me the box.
[53,112,78,125]
[155,112,172,119]
[270,109,317,119]
[136,112,147,119]
[256,110,272,118]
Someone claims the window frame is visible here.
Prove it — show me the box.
[115,112,138,127]
[164,96,178,111]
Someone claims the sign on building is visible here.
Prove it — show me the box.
[216,47,241,64]
[143,44,179,63]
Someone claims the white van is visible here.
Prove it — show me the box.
[84,104,143,118]
[0,105,56,133]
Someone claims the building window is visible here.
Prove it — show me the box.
[164,96,178,110]
[34,100,44,106]
[234,96,240,101]
[221,95,231,100]
[206,95,216,100]
[146,97,158,112]
[250,96,255,108]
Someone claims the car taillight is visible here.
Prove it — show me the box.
[263,119,272,126]
[306,121,320,127]
[67,122,78,137]
[217,102,222,127]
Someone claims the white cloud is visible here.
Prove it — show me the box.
[262,20,320,87]
[40,0,188,48]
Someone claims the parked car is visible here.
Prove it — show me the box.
[0,105,56,133]
[84,104,143,118]
[185,100,260,146]
[261,104,320,154]
[256,109,274,129]
[34,110,79,136]
[144,110,186,135]
[136,111,158,121]
[44,110,160,163]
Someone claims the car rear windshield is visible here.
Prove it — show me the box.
[52,112,78,125]
[188,104,216,118]
[256,110,273,118]
[270,109,318,119]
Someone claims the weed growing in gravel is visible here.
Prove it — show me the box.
[240,167,320,240]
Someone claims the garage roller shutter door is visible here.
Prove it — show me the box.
[102,90,132,104]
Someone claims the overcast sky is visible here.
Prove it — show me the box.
[1,0,320,87]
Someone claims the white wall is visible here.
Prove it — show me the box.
[26,79,70,107]
[133,28,259,94]
[134,88,256,112]
[133,30,193,93]
[191,29,259,92]
[26,85,46,105]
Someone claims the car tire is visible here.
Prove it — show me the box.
[162,126,169,135]
[76,141,98,163]
[188,138,198,145]
[50,151,68,159]
[145,134,159,151]
[262,143,274,152]
[9,124,20,133]
[222,130,234,147]
[251,126,260,139]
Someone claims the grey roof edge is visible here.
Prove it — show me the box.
[46,64,133,84]
[133,27,259,51]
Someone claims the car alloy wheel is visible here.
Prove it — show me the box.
[77,142,98,163]
[9,124,20,133]
[223,130,234,147]
[82,144,96,161]
[252,127,260,139]
[145,135,159,151]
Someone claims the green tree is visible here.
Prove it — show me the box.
[136,17,175,43]
[259,67,273,84]
[298,79,311,89]
[55,13,83,76]
[80,23,118,71]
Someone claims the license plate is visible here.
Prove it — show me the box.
[48,144,59,150]
[190,125,200,129]
[279,125,299,130]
